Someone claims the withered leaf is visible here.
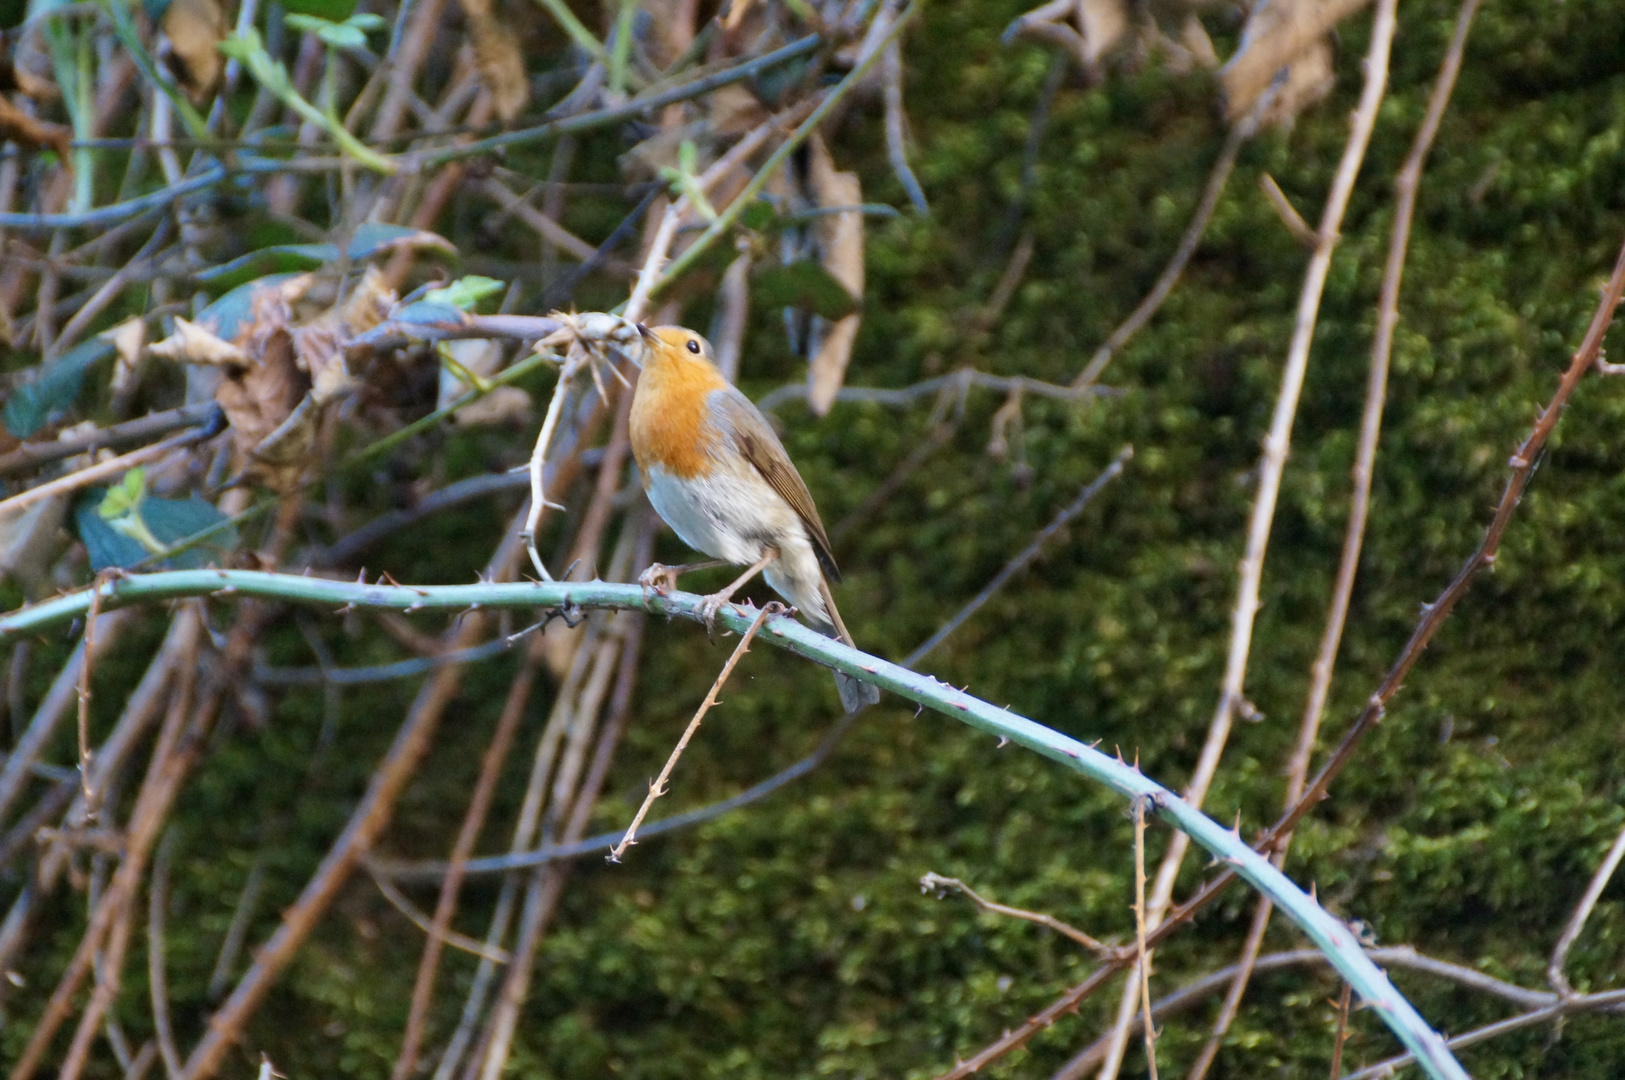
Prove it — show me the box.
[1220,0,1368,123]
[459,0,529,122]
[147,318,248,366]
[161,0,227,101]
[0,96,70,162]
[806,136,864,417]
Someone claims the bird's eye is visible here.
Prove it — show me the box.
[686,338,701,354]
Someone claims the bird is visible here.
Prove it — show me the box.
[627,322,880,715]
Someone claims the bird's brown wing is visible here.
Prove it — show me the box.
[710,389,841,583]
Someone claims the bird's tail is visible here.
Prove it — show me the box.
[815,578,880,715]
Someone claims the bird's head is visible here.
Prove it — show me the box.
[637,323,717,368]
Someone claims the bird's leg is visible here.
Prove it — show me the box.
[637,559,728,597]
[696,549,777,637]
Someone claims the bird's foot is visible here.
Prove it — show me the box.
[696,590,738,640]
[637,562,682,597]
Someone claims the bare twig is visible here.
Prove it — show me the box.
[883,40,928,215]
[0,404,219,477]
[1134,797,1159,1080]
[206,856,265,1001]
[1548,822,1625,996]
[0,421,223,519]
[76,574,109,822]
[148,830,184,1080]
[756,367,1112,413]
[920,873,1114,954]
[1258,173,1318,247]
[0,610,131,829]
[1329,982,1353,1079]
[608,603,781,862]
[390,649,540,1079]
[907,447,1130,662]
[366,865,513,964]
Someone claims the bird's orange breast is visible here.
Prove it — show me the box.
[629,347,730,481]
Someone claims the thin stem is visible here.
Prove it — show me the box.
[920,874,1112,955]
[608,603,779,862]
[1548,823,1625,996]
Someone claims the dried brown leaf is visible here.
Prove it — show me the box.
[1220,0,1368,122]
[1075,0,1129,68]
[161,0,227,101]
[709,84,769,137]
[0,493,68,597]
[148,318,249,366]
[293,266,394,404]
[459,0,529,122]
[100,317,146,395]
[806,136,863,416]
[0,96,70,161]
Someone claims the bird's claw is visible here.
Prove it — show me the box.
[637,562,680,597]
[696,592,734,640]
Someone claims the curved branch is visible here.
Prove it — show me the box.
[0,570,1467,1080]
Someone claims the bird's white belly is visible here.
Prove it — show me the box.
[643,464,792,564]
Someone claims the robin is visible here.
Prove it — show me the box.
[627,323,880,715]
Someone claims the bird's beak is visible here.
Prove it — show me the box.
[636,323,656,343]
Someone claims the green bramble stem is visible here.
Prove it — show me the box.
[2,569,1468,1080]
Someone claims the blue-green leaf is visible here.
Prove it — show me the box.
[3,340,115,438]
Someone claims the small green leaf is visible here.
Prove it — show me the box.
[422,275,505,311]
[739,199,778,232]
[98,467,148,520]
[319,23,367,48]
[284,11,383,48]
[77,488,238,571]
[2,340,115,438]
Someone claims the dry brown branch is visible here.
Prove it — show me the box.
[366,864,513,963]
[75,575,109,822]
[471,497,647,1079]
[1548,822,1625,997]
[1258,173,1318,247]
[148,830,184,1080]
[609,602,781,862]
[0,422,221,518]
[0,610,132,830]
[1134,797,1158,1080]
[1328,982,1353,1079]
[389,648,541,1079]
[14,607,202,1080]
[1085,2,1403,1070]
[920,873,1114,955]
[1184,3,1484,1074]
[181,516,541,1080]
[0,404,219,477]
[1039,230,1625,1080]
[476,177,634,271]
